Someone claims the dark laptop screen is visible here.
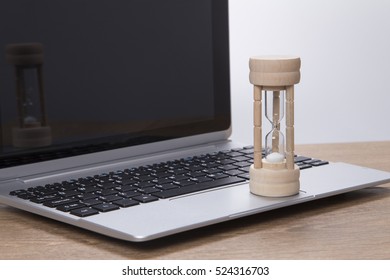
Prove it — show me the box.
[0,0,230,168]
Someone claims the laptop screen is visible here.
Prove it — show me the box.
[0,0,230,168]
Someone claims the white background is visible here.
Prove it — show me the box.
[229,0,390,144]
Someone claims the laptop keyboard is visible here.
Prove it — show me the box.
[9,146,328,218]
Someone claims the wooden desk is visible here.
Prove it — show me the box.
[1,142,389,259]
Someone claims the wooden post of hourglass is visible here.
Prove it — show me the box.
[253,85,262,169]
[249,55,301,197]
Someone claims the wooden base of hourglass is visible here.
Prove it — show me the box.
[249,160,300,197]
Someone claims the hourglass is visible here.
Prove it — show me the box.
[249,56,301,197]
[6,43,51,148]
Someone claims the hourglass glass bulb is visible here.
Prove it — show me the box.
[264,90,285,163]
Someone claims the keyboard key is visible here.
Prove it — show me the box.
[93,203,120,212]
[167,168,187,175]
[135,181,155,189]
[38,188,58,196]
[120,178,137,185]
[294,156,312,163]
[152,177,174,184]
[238,173,250,180]
[43,197,79,208]
[217,159,236,165]
[298,164,312,170]
[138,175,155,182]
[239,166,250,173]
[224,169,245,176]
[192,176,213,183]
[218,164,238,171]
[311,161,329,167]
[77,186,98,193]
[113,199,140,208]
[77,193,99,200]
[139,187,161,194]
[173,180,195,187]
[224,151,243,157]
[118,190,140,198]
[98,182,119,189]
[57,203,85,212]
[156,183,179,190]
[9,189,27,196]
[200,162,220,169]
[58,190,80,197]
[115,185,137,192]
[238,148,254,155]
[98,189,118,196]
[132,195,159,203]
[70,207,100,217]
[231,156,251,162]
[186,170,207,178]
[98,195,122,202]
[17,193,36,200]
[303,159,321,165]
[207,173,229,180]
[184,165,205,172]
[30,194,59,204]
[233,161,252,168]
[81,198,101,207]
[203,167,223,174]
[153,171,170,178]
[167,174,189,182]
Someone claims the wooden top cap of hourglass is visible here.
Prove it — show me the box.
[249,55,301,87]
[6,43,43,65]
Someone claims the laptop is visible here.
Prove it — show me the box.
[1,0,390,242]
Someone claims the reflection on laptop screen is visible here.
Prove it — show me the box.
[0,0,230,168]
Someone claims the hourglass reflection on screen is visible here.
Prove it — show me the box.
[6,43,51,148]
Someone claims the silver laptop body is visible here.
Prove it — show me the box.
[1,0,390,242]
